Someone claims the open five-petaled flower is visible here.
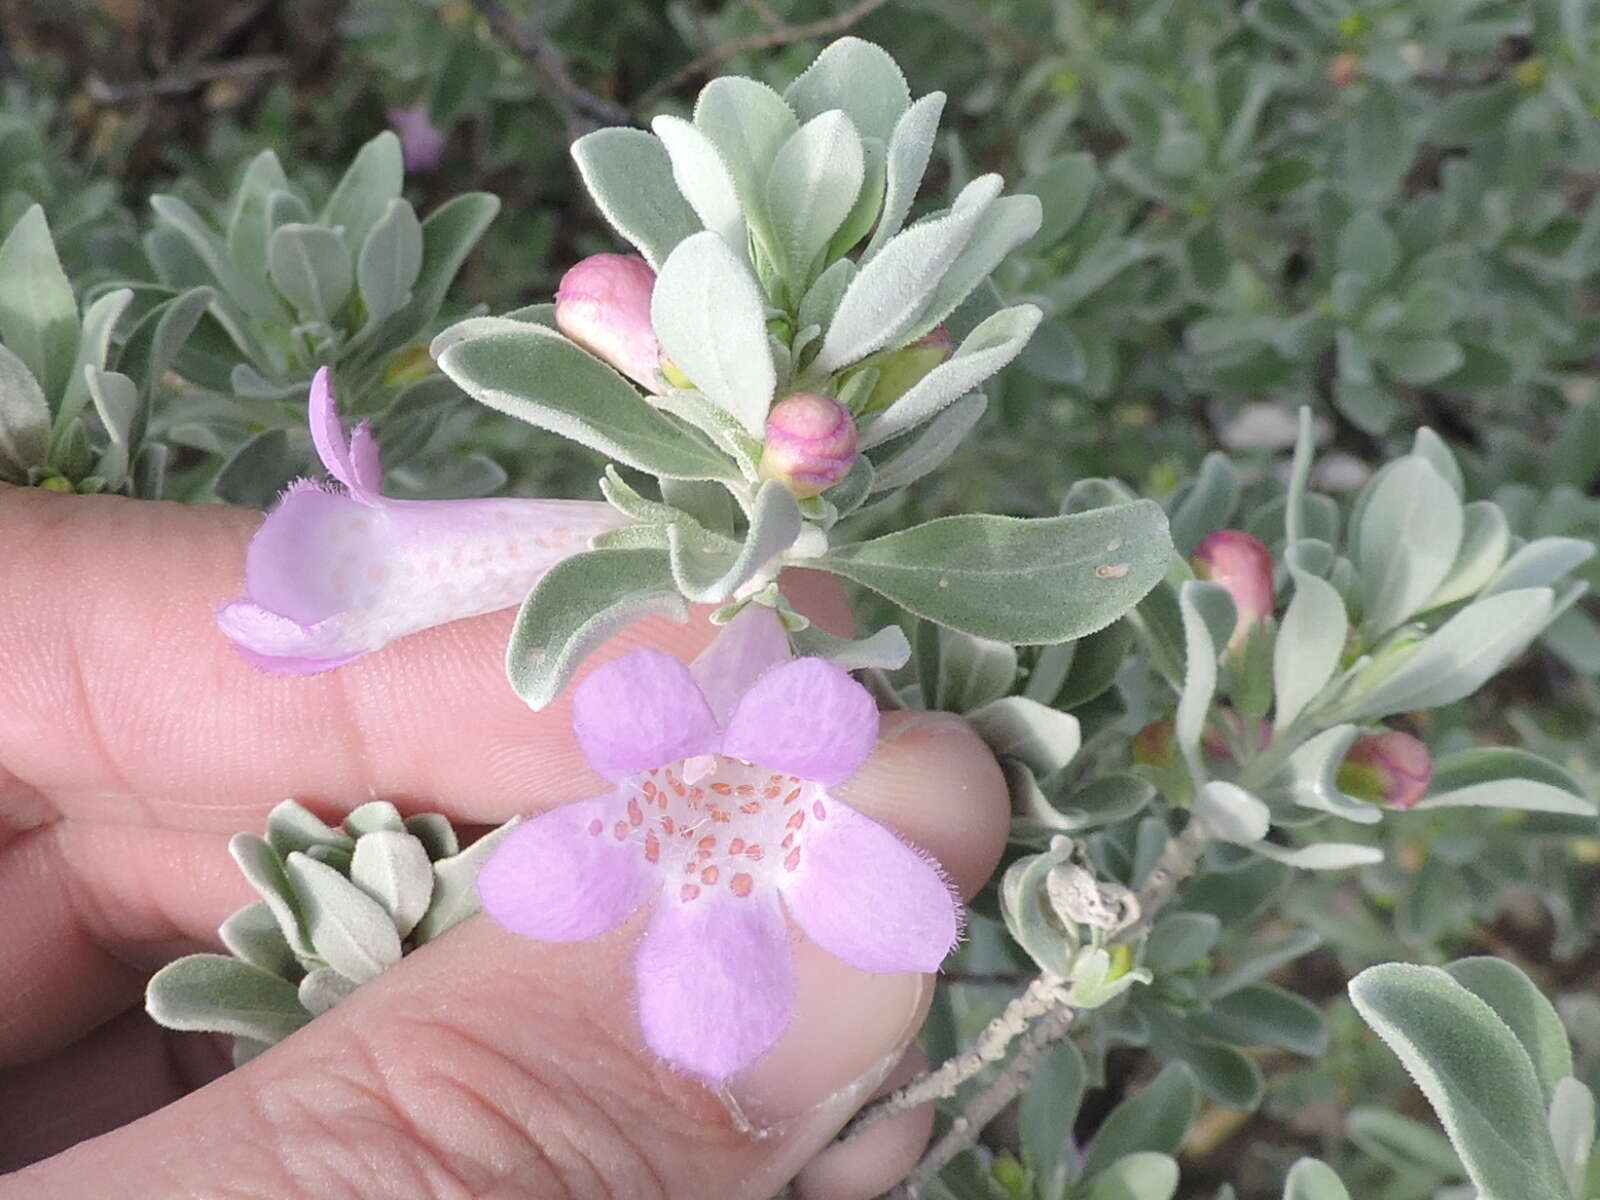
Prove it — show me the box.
[477,607,961,1081]
[217,367,624,674]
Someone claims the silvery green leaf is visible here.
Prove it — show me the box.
[901,193,1042,345]
[232,1037,271,1067]
[1444,957,1573,1105]
[320,130,403,254]
[1425,500,1511,609]
[1342,588,1555,719]
[783,37,910,144]
[693,77,797,222]
[764,110,865,288]
[1196,781,1270,845]
[0,342,48,476]
[435,323,735,481]
[570,128,702,270]
[1000,839,1078,977]
[1082,1152,1179,1200]
[650,388,762,473]
[350,830,434,939]
[828,135,885,258]
[57,287,132,435]
[1349,963,1571,1200]
[404,814,460,861]
[1337,211,1400,283]
[1253,841,1383,869]
[1344,1107,1463,1178]
[267,800,354,859]
[1411,427,1464,496]
[366,192,499,351]
[411,818,523,944]
[1080,1064,1198,1181]
[1482,537,1595,596]
[1145,912,1221,974]
[1547,1077,1595,1199]
[967,697,1080,775]
[667,480,801,602]
[117,284,213,420]
[818,500,1172,644]
[863,92,945,260]
[268,223,353,322]
[1356,457,1464,636]
[650,232,775,438]
[1168,452,1242,557]
[1044,773,1156,831]
[1203,929,1323,1000]
[146,954,310,1044]
[148,197,256,339]
[357,199,423,327]
[218,902,299,979]
[651,115,745,251]
[343,800,406,837]
[298,966,359,1017]
[1175,581,1232,777]
[1189,983,1328,1056]
[867,394,986,493]
[0,204,79,403]
[1020,1039,1087,1198]
[1283,1158,1352,1200]
[86,366,139,483]
[1284,725,1382,824]
[224,150,293,320]
[816,175,1000,372]
[797,257,855,337]
[858,305,1041,448]
[933,627,1017,712]
[267,187,312,230]
[787,622,911,670]
[284,851,402,984]
[1416,747,1595,816]
[230,832,314,958]
[660,478,735,537]
[1274,565,1349,728]
[506,547,688,709]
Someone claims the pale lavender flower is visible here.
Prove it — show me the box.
[217,368,625,675]
[555,253,666,393]
[476,606,960,1081]
[758,393,859,498]
[388,105,447,174]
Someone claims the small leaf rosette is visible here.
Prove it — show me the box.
[217,367,625,673]
[477,607,961,1081]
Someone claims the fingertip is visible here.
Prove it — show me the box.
[790,1046,933,1200]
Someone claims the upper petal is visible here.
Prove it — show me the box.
[634,892,794,1081]
[783,797,959,974]
[688,604,793,724]
[476,796,658,942]
[721,658,879,786]
[573,650,721,780]
[307,367,381,502]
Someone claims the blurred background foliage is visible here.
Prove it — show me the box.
[5,1,1600,1195]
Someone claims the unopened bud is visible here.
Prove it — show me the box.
[554,253,664,393]
[1193,530,1275,645]
[1337,730,1432,810]
[758,393,859,498]
[843,325,954,416]
[1132,719,1175,769]
[387,105,447,174]
[1327,51,1363,87]
[38,475,72,494]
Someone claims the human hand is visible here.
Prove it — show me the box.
[0,486,1009,1200]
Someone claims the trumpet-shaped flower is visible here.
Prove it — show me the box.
[388,105,447,174]
[477,606,960,1081]
[217,368,625,674]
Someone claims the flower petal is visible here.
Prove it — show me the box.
[476,796,657,942]
[634,892,794,1080]
[688,604,793,724]
[721,658,878,786]
[223,490,624,667]
[307,367,380,502]
[783,797,959,974]
[573,650,721,780]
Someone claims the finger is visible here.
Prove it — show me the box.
[0,486,849,830]
[8,713,1007,1200]
[790,1047,933,1200]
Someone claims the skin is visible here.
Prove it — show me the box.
[0,485,1010,1200]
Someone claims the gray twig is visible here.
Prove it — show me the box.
[87,55,289,103]
[469,0,630,135]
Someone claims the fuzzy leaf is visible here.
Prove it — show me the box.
[146,954,310,1044]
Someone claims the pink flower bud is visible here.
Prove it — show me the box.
[1193,530,1275,642]
[758,393,859,498]
[1336,730,1433,810]
[555,254,665,393]
[387,106,447,174]
[1132,719,1175,768]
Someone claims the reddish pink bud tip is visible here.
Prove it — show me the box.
[1193,530,1275,634]
[1338,730,1433,810]
[759,393,859,498]
[555,254,664,393]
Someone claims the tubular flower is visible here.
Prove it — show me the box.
[758,393,859,498]
[1337,730,1433,811]
[387,105,447,174]
[217,368,626,675]
[1192,529,1275,645]
[554,253,666,393]
[476,606,961,1081]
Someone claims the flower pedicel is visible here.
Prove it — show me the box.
[477,606,961,1081]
